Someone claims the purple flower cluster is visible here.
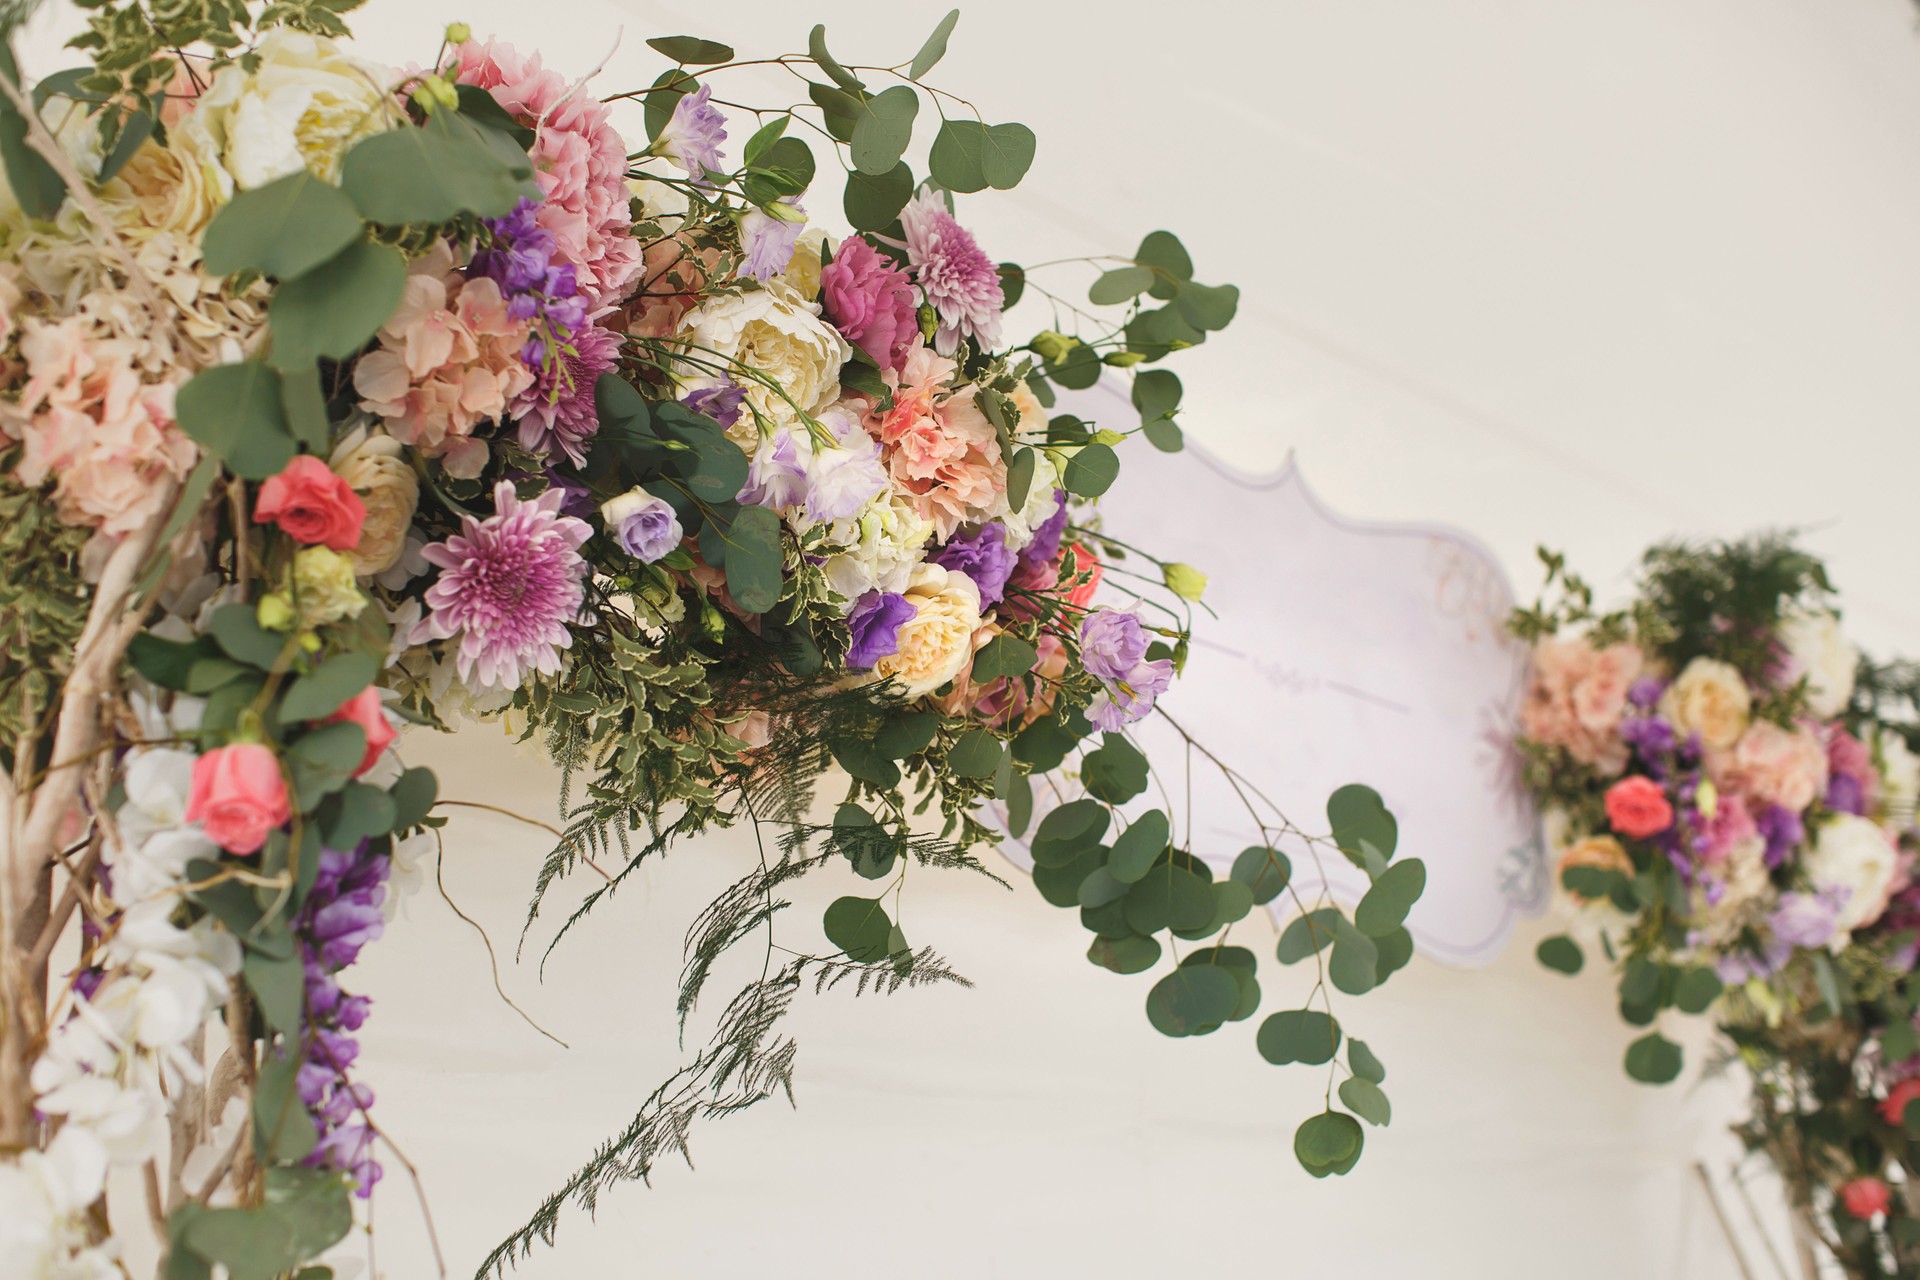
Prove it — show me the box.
[296,844,389,1196]
[932,524,1014,606]
[471,198,587,346]
[1756,804,1805,869]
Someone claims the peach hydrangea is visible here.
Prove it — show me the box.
[1520,637,1644,775]
[866,342,1006,540]
[352,243,534,478]
[456,39,640,309]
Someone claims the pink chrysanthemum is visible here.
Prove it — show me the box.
[456,40,641,309]
[417,482,591,692]
[514,316,621,466]
[900,188,1004,356]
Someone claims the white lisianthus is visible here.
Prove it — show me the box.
[867,564,984,698]
[672,279,850,440]
[1804,812,1900,935]
[996,448,1062,554]
[820,493,936,605]
[1782,612,1858,719]
[182,29,398,192]
[1879,730,1920,822]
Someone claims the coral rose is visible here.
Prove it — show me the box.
[254,455,365,551]
[185,744,291,855]
[323,687,396,777]
[1605,776,1674,840]
[1880,1078,1920,1128]
[1840,1177,1891,1220]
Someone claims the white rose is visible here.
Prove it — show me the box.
[329,424,420,576]
[182,29,398,192]
[1781,612,1858,719]
[1659,657,1752,752]
[1804,812,1899,934]
[1879,730,1920,823]
[821,494,935,605]
[868,564,983,699]
[672,279,850,439]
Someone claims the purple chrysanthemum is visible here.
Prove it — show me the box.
[418,482,592,692]
[514,318,621,466]
[658,83,727,181]
[933,524,1016,607]
[900,187,1004,356]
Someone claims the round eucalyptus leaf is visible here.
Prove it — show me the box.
[1108,810,1170,883]
[1124,864,1212,936]
[1294,1110,1363,1176]
[1354,858,1425,937]
[823,896,892,964]
[1338,1077,1391,1127]
[1145,965,1239,1037]
[1230,846,1291,906]
[1088,933,1161,975]
[1536,935,1584,976]
[1031,798,1109,867]
[1256,1009,1341,1066]
[1624,1031,1683,1085]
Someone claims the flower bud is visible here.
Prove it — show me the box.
[1029,330,1074,364]
[257,592,297,632]
[1162,562,1208,603]
[1102,350,1146,368]
[445,22,472,45]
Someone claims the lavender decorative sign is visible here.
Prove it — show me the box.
[996,384,1543,966]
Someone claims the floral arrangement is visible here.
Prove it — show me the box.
[0,3,1428,1276]
[1514,538,1920,1277]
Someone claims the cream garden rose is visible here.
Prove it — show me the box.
[1804,813,1900,935]
[868,564,983,698]
[673,279,850,441]
[1660,657,1752,752]
[329,425,419,576]
[181,29,398,192]
[1781,612,1858,720]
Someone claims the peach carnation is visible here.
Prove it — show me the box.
[352,244,534,478]
[866,343,1005,540]
[1720,720,1829,814]
[1520,637,1643,775]
[457,39,640,309]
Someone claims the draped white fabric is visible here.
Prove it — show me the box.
[23,0,1920,1274]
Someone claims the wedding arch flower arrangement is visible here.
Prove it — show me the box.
[1514,537,1920,1276]
[0,2,1430,1275]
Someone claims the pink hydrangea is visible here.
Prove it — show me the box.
[864,342,1005,539]
[1520,638,1644,775]
[353,245,535,478]
[4,316,196,536]
[457,39,640,309]
[1697,790,1759,864]
[821,236,918,370]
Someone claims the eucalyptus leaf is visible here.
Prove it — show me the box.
[1145,965,1239,1037]
[279,652,379,722]
[909,10,961,79]
[1107,809,1170,883]
[202,170,364,280]
[850,84,917,175]
[267,239,405,371]
[823,896,892,963]
[175,363,296,480]
[1258,1009,1342,1066]
[646,35,735,64]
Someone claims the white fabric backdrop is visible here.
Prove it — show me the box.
[23,0,1920,1275]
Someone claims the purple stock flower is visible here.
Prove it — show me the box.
[472,197,588,351]
[658,83,727,180]
[1619,714,1677,768]
[932,524,1015,607]
[1828,771,1869,816]
[1756,804,1806,868]
[601,489,683,563]
[1078,609,1150,683]
[846,591,915,670]
[683,381,746,430]
[296,842,391,1196]
[739,203,805,282]
[1627,676,1668,710]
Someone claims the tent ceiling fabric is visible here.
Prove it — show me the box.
[21,0,1915,1274]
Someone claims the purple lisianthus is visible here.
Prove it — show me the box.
[1078,609,1150,683]
[739,202,805,283]
[1827,771,1868,816]
[739,409,888,522]
[901,187,1003,356]
[684,381,747,431]
[1619,713,1676,766]
[819,235,918,370]
[1087,657,1174,732]
[1757,803,1806,868]
[1771,887,1850,950]
[846,591,915,669]
[932,524,1016,607]
[600,488,683,563]
[1018,491,1069,572]
[657,83,727,180]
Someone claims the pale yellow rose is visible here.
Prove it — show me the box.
[869,564,983,699]
[672,279,850,444]
[780,229,827,301]
[99,126,226,240]
[1659,657,1752,752]
[292,547,366,625]
[328,424,419,577]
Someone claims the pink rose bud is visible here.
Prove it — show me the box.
[1880,1078,1920,1127]
[1604,775,1675,840]
[1840,1177,1891,1220]
[324,686,396,777]
[254,455,367,551]
[186,743,292,855]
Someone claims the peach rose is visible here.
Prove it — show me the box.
[323,687,396,777]
[868,564,984,699]
[1722,720,1828,814]
[185,743,291,854]
[1520,638,1643,775]
[1557,834,1632,902]
[254,454,365,551]
[1660,657,1752,752]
